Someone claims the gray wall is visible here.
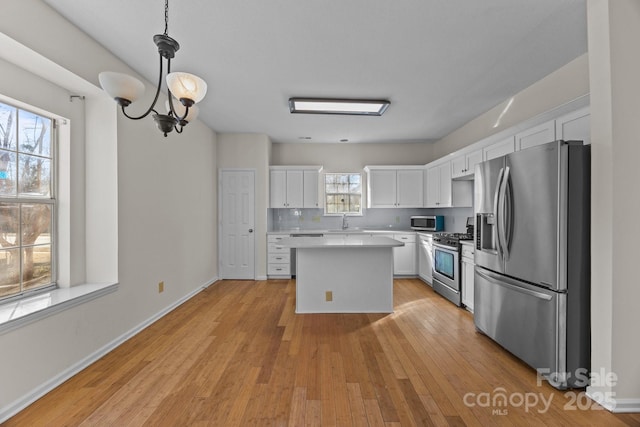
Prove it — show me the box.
[1,0,218,416]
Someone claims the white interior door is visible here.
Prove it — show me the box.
[220,169,255,279]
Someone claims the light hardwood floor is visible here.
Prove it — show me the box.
[6,279,640,426]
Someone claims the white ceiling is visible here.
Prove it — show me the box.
[42,0,587,144]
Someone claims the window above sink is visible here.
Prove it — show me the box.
[324,172,362,216]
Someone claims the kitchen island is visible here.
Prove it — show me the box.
[279,235,403,313]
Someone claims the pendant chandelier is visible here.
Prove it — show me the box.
[98,0,207,137]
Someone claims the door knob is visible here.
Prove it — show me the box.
[249,229,254,233]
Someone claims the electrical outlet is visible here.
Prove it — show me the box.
[325,291,333,302]
[158,281,164,293]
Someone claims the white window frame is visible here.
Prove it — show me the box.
[323,172,363,216]
[0,99,57,303]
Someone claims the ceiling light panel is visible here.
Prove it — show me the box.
[289,98,390,116]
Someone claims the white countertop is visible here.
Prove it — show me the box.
[268,229,416,235]
[279,236,404,249]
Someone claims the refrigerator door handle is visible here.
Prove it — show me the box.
[493,167,505,257]
[499,166,511,260]
[476,268,553,301]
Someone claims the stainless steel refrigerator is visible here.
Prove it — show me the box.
[474,140,590,389]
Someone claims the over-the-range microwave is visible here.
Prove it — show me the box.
[410,215,444,231]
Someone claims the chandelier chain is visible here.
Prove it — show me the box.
[164,0,169,35]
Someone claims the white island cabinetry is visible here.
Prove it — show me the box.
[280,236,403,313]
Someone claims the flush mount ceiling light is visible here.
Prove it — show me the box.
[98,0,207,137]
[288,98,390,116]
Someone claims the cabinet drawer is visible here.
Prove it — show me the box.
[268,243,289,253]
[268,253,290,264]
[393,233,416,243]
[268,234,289,243]
[268,264,291,275]
[461,244,475,259]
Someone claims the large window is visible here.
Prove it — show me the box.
[324,173,362,215]
[0,100,55,300]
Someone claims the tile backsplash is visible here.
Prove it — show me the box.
[269,207,473,233]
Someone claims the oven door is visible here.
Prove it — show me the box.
[432,243,459,291]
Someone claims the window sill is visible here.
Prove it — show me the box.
[0,282,118,335]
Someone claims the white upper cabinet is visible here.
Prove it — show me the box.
[484,136,515,161]
[555,107,590,145]
[270,169,289,208]
[285,170,304,208]
[396,169,424,207]
[303,169,320,208]
[451,148,483,179]
[270,166,322,208]
[368,169,397,208]
[366,166,423,208]
[424,162,452,207]
[515,119,556,151]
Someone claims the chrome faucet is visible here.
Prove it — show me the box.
[342,213,349,230]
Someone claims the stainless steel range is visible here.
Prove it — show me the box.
[432,230,473,306]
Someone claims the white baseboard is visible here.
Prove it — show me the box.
[586,389,640,413]
[256,275,268,281]
[0,276,218,423]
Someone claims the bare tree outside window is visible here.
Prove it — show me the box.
[0,101,54,299]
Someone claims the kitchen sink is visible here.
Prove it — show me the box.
[324,228,364,233]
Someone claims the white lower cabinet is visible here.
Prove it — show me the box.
[392,233,416,275]
[461,242,475,312]
[267,233,291,278]
[417,233,433,285]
